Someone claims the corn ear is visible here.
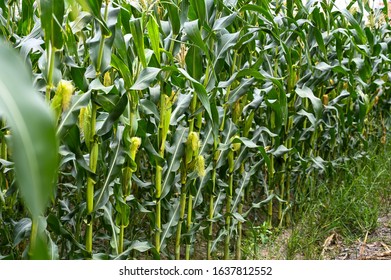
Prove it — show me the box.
[129,137,141,160]
[195,155,205,177]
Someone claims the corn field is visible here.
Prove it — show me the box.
[0,0,390,260]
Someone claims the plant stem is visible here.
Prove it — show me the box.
[29,217,38,251]
[155,164,162,253]
[207,159,217,260]
[224,170,233,260]
[45,44,55,102]
[185,189,193,260]
[175,183,187,259]
[235,201,243,260]
[86,99,98,254]
[224,149,234,260]
[118,224,125,254]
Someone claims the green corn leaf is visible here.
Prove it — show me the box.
[313,27,327,56]
[177,68,214,125]
[95,128,124,210]
[130,67,161,90]
[103,205,119,255]
[185,46,203,81]
[40,0,65,49]
[217,119,237,169]
[125,240,153,254]
[0,41,58,218]
[111,53,132,88]
[215,32,240,63]
[147,15,161,64]
[170,93,192,125]
[13,218,32,247]
[162,1,181,36]
[339,8,366,44]
[114,240,155,259]
[88,5,120,74]
[160,199,180,251]
[46,214,89,255]
[184,20,209,58]
[271,145,291,157]
[130,18,147,68]
[212,12,237,31]
[70,11,93,34]
[296,86,323,120]
[240,4,275,25]
[97,94,128,137]
[189,0,207,26]
[75,0,110,35]
[228,78,255,105]
[161,126,187,200]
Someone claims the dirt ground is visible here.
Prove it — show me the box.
[322,213,391,260]
[254,213,391,260]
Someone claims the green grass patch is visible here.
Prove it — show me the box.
[286,142,391,259]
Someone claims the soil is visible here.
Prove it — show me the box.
[322,213,391,260]
[253,212,391,260]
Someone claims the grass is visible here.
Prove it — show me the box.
[240,139,391,260]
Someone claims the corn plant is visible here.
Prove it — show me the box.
[0,0,390,260]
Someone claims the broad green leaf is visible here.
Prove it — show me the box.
[160,198,180,251]
[215,32,240,63]
[130,18,147,68]
[47,233,59,260]
[217,119,237,168]
[88,5,120,74]
[170,93,192,125]
[161,126,187,200]
[240,4,275,25]
[40,0,65,49]
[232,137,259,149]
[296,86,323,120]
[111,53,132,88]
[130,67,161,90]
[185,46,203,81]
[270,145,291,157]
[97,94,128,137]
[128,240,153,252]
[177,68,214,126]
[13,218,32,246]
[94,130,124,210]
[46,214,88,254]
[313,27,326,56]
[70,11,92,34]
[339,8,366,44]
[76,0,110,35]
[142,135,165,167]
[140,99,160,120]
[147,15,161,64]
[0,41,58,218]
[114,240,153,259]
[184,20,209,58]
[162,1,181,36]
[228,78,255,105]
[102,205,119,255]
[212,13,237,31]
[189,0,207,26]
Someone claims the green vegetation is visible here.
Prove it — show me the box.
[0,0,390,260]
[286,142,391,259]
